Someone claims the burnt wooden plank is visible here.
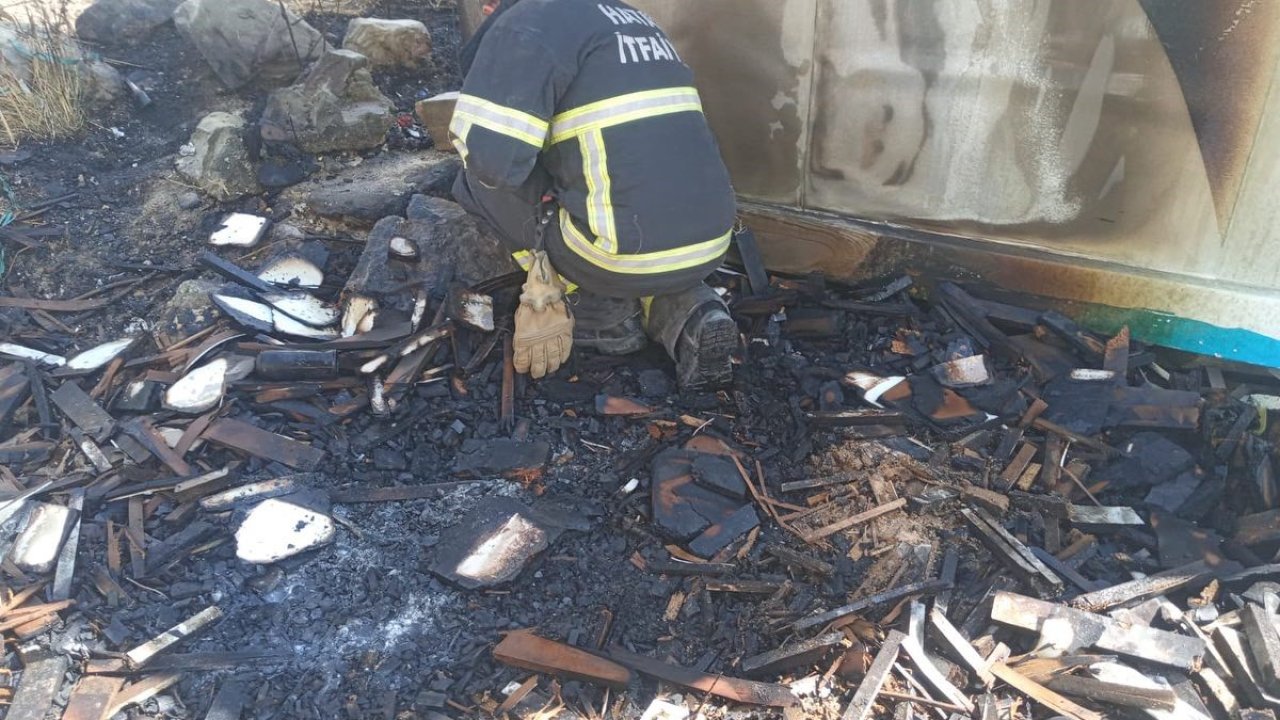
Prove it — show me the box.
[740,632,843,675]
[203,418,324,471]
[494,629,632,689]
[1242,604,1280,694]
[127,497,145,578]
[61,675,125,720]
[203,680,248,720]
[49,381,115,442]
[962,508,1063,593]
[25,361,55,441]
[126,606,223,669]
[7,650,68,720]
[1069,559,1236,612]
[927,606,993,686]
[802,498,905,543]
[842,630,904,720]
[1235,509,1280,547]
[120,418,191,476]
[765,544,834,576]
[988,663,1104,720]
[608,645,797,707]
[794,579,950,632]
[992,591,1205,669]
[1044,674,1177,712]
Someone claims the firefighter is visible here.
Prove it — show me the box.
[450,0,738,388]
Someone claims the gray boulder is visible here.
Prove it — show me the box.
[76,0,184,44]
[260,49,394,154]
[281,151,460,227]
[81,61,128,107]
[342,18,432,68]
[176,112,261,201]
[173,0,327,89]
[405,194,520,286]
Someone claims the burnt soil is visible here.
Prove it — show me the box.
[2,4,1278,720]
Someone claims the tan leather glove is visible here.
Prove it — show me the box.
[513,250,573,378]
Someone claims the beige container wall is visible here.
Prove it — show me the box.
[632,0,1280,293]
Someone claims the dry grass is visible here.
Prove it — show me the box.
[0,4,86,147]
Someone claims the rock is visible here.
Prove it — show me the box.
[157,278,221,341]
[75,0,184,44]
[260,49,394,154]
[414,91,458,151]
[281,151,461,227]
[342,18,431,68]
[429,497,568,590]
[81,61,128,106]
[269,223,306,244]
[404,195,519,286]
[236,496,335,563]
[176,112,261,201]
[173,0,327,90]
[258,158,312,189]
[11,503,72,574]
[177,191,201,210]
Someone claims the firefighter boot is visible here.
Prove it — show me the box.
[571,291,648,355]
[648,284,736,389]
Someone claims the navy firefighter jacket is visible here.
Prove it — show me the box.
[450,0,738,296]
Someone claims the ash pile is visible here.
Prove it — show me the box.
[3,210,1280,719]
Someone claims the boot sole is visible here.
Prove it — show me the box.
[678,310,736,389]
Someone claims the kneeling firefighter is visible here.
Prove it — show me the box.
[450,0,738,388]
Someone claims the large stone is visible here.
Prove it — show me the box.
[260,49,394,154]
[405,194,519,286]
[173,0,327,90]
[76,0,184,44]
[281,151,460,227]
[80,61,129,107]
[176,112,261,201]
[342,18,431,68]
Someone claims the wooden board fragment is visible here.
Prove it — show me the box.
[991,592,1205,669]
[899,633,974,713]
[962,508,1063,593]
[1234,509,1280,546]
[988,663,1104,720]
[740,632,844,675]
[802,498,906,543]
[106,674,182,717]
[494,629,632,689]
[6,650,67,720]
[120,418,191,476]
[61,675,125,720]
[202,418,324,470]
[203,680,247,720]
[927,606,993,686]
[608,645,797,707]
[1069,559,1235,612]
[127,497,145,578]
[126,606,223,669]
[1044,674,1176,711]
[49,381,115,441]
[841,630,904,720]
[1242,603,1280,694]
[794,579,950,632]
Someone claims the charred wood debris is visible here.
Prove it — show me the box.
[0,213,1278,720]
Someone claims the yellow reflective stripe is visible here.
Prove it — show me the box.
[559,209,729,275]
[579,130,616,251]
[454,93,548,148]
[550,87,702,143]
[449,117,474,164]
[511,250,577,292]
